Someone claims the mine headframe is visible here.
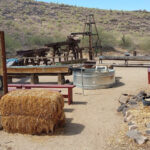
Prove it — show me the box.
[71,14,102,60]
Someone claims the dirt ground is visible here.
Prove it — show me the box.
[0,66,149,150]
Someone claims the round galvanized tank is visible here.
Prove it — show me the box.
[73,66,115,90]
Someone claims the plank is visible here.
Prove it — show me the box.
[7,66,70,74]
[99,56,150,61]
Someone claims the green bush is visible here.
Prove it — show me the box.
[80,28,117,53]
[138,37,150,51]
[26,35,54,46]
[98,28,117,49]
[119,34,135,50]
[5,34,21,52]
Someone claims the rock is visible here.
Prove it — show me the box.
[146,122,150,128]
[127,130,139,138]
[117,104,127,112]
[137,91,147,97]
[124,112,133,122]
[128,121,135,126]
[127,130,148,145]
[119,95,129,104]
[146,130,150,135]
[129,125,137,131]
[133,91,147,102]
[122,107,129,116]
[125,111,131,117]
[135,135,148,145]
[124,115,133,122]
[128,99,137,105]
[136,96,143,102]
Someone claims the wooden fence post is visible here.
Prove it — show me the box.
[0,31,8,96]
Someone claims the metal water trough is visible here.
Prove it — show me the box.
[73,66,115,90]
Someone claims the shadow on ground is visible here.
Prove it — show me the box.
[113,76,125,88]
[50,118,85,136]
[64,118,85,136]
[64,108,74,113]
[13,77,30,84]
[72,101,87,105]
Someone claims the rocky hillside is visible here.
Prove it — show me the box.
[0,0,150,52]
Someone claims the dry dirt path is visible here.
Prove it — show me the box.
[0,67,149,150]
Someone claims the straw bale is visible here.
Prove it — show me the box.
[1,114,65,134]
[0,89,65,134]
[0,89,64,119]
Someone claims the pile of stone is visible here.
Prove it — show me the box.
[117,91,150,145]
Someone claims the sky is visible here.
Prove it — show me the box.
[36,0,150,11]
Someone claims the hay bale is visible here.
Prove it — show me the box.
[0,89,65,134]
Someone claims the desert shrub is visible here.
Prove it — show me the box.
[5,34,21,52]
[138,37,150,51]
[26,35,54,46]
[98,28,117,49]
[119,34,135,50]
[80,28,117,53]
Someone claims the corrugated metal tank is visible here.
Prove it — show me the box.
[73,66,115,90]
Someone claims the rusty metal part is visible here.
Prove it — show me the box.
[0,31,8,95]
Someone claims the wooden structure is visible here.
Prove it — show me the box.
[17,48,50,57]
[99,56,150,64]
[14,36,85,66]
[111,64,150,68]
[71,14,101,60]
[99,55,150,67]
[45,35,83,62]
[7,65,72,84]
[8,84,76,105]
[0,31,8,96]
[16,48,50,66]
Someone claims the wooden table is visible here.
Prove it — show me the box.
[6,65,72,84]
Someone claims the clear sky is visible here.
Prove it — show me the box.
[36,0,150,11]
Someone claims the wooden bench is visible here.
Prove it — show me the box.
[8,84,76,105]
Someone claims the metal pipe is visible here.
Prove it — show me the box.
[81,67,84,95]
[0,31,8,94]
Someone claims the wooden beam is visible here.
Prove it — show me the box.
[0,31,8,95]
[45,40,80,47]
[17,48,50,56]
[7,66,70,74]
[99,56,150,61]
[112,64,150,68]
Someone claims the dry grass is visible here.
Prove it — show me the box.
[108,102,150,150]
